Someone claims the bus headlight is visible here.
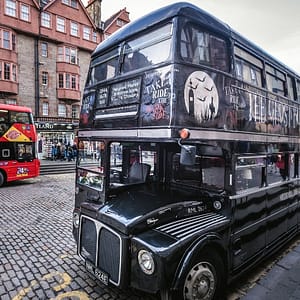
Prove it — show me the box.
[73,212,80,228]
[137,249,155,275]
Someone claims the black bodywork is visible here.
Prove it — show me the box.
[73,2,300,298]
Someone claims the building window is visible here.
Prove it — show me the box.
[4,62,10,80]
[41,12,51,28]
[70,48,77,64]
[70,21,79,36]
[56,16,66,33]
[62,0,77,8]
[58,104,66,117]
[5,0,17,17]
[0,61,17,81]
[20,3,30,21]
[116,19,125,27]
[58,73,64,88]
[70,0,77,8]
[71,74,76,89]
[42,102,49,116]
[57,47,63,61]
[92,32,97,43]
[72,105,79,118]
[12,64,17,81]
[83,27,91,40]
[12,33,16,51]
[3,30,11,49]
[42,72,48,86]
[65,47,70,63]
[41,42,48,57]
[57,46,77,64]
[65,73,70,88]
[58,72,79,90]
[6,99,16,105]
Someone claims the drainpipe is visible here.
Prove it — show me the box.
[34,38,40,119]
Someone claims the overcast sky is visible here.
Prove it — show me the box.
[90,0,300,74]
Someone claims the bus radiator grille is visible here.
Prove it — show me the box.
[80,217,97,264]
[98,228,121,284]
[79,216,122,286]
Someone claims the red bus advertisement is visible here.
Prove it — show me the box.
[0,104,40,187]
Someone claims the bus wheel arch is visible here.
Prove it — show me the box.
[0,170,6,187]
[173,241,227,300]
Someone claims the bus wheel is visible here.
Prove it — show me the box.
[181,250,224,300]
[0,171,5,187]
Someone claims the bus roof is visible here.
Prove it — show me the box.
[0,104,32,113]
[93,2,230,56]
[92,1,299,77]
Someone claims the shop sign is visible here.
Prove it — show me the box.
[35,122,77,131]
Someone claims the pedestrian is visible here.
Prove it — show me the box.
[51,144,57,161]
[72,143,78,160]
[61,143,66,160]
[56,142,62,160]
[67,143,73,161]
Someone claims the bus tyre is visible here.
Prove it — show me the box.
[180,250,225,300]
[0,172,5,187]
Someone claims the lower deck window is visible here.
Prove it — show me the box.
[109,142,156,187]
[172,154,225,190]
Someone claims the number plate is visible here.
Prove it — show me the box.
[85,261,109,285]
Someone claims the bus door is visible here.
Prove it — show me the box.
[231,155,267,269]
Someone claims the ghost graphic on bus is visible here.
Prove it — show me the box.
[184,71,219,124]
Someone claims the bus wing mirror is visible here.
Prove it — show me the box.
[178,139,196,165]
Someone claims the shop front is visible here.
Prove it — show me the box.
[35,122,78,160]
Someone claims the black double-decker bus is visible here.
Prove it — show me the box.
[73,2,300,299]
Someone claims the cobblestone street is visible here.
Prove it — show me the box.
[2,173,300,300]
[0,174,157,300]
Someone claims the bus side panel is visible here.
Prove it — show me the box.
[231,190,266,270]
[5,159,40,182]
[140,66,173,127]
[266,184,290,247]
[287,182,300,233]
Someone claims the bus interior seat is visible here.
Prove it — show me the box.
[128,162,151,183]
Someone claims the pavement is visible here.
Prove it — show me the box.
[241,238,300,300]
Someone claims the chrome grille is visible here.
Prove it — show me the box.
[79,216,122,286]
[80,217,97,263]
[156,213,228,239]
[98,228,120,283]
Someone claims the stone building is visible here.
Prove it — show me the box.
[0,0,130,159]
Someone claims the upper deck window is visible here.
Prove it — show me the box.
[235,58,262,87]
[287,75,295,101]
[10,111,32,124]
[86,24,172,86]
[87,47,120,86]
[297,80,300,102]
[122,23,173,73]
[180,25,229,72]
[266,65,286,96]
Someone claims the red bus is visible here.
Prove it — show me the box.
[0,104,40,187]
